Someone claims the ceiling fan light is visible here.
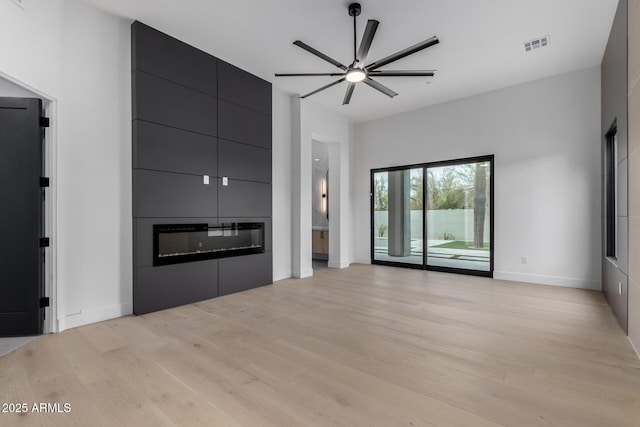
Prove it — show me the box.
[346,69,366,83]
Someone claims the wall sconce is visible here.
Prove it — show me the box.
[321,178,327,213]
[321,170,329,220]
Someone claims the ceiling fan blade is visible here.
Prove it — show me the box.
[363,77,398,98]
[300,78,346,99]
[356,20,379,65]
[293,41,348,71]
[366,36,439,71]
[275,73,345,77]
[368,70,436,77]
[343,83,356,105]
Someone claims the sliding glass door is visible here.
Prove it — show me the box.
[371,156,493,276]
[426,159,491,272]
[372,168,423,265]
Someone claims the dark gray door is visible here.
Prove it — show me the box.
[0,97,45,336]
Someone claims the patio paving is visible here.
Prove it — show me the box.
[374,239,490,271]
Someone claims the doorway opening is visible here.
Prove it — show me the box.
[0,73,56,337]
[312,140,329,271]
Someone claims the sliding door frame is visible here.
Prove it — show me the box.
[370,165,426,270]
[370,154,494,278]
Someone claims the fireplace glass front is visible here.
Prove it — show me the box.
[153,223,265,266]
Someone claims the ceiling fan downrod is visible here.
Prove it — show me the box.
[349,3,361,64]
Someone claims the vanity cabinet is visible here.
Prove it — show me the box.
[312,229,329,254]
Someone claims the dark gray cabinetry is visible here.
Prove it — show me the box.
[134,71,217,136]
[218,140,271,183]
[218,179,271,218]
[132,21,217,96]
[219,252,272,296]
[133,121,217,176]
[218,100,271,148]
[133,170,217,218]
[134,261,219,315]
[601,0,628,333]
[218,60,271,114]
[132,21,272,314]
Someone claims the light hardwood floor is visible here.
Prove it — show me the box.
[2,264,640,426]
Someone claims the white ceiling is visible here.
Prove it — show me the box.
[81,0,619,123]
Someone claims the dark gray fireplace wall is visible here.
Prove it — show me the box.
[132,21,272,314]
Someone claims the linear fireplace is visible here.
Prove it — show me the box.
[153,223,265,266]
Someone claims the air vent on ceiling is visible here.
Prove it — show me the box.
[523,35,550,52]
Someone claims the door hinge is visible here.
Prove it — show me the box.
[40,237,50,247]
[40,117,50,127]
[40,177,50,187]
[40,297,50,308]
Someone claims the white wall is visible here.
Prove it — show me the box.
[354,67,602,290]
[272,87,293,281]
[0,76,40,97]
[291,98,353,277]
[1,0,132,330]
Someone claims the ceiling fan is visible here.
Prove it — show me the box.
[275,3,439,105]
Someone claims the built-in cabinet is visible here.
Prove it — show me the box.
[627,0,640,353]
[601,0,629,332]
[312,229,329,255]
[132,22,272,315]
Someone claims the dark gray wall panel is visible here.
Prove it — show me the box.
[218,139,271,183]
[134,121,217,176]
[132,22,217,96]
[218,100,271,149]
[603,261,629,333]
[218,179,271,218]
[134,170,217,218]
[134,261,218,314]
[132,21,273,315]
[218,252,272,296]
[601,0,628,332]
[134,71,217,136]
[602,0,628,160]
[218,60,271,114]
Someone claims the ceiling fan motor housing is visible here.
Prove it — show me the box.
[348,3,362,17]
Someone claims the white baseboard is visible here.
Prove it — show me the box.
[294,268,314,278]
[58,302,133,332]
[354,258,372,264]
[328,260,350,269]
[494,271,601,291]
[272,271,292,282]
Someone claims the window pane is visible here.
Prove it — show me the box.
[373,168,423,265]
[426,161,491,271]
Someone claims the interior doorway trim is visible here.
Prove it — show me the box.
[291,97,349,277]
[0,70,58,334]
[313,134,345,270]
